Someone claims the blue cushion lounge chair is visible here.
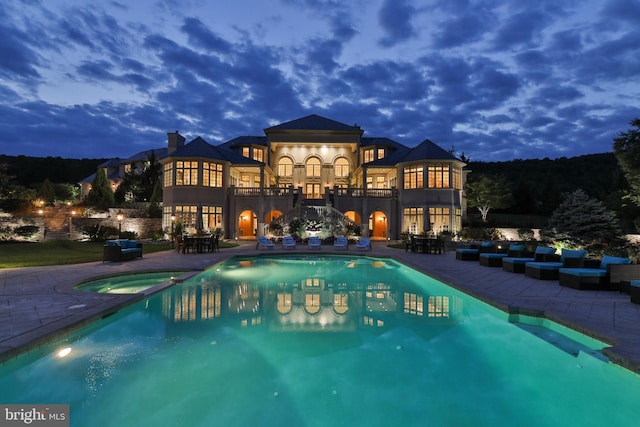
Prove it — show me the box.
[525,249,587,280]
[456,241,495,261]
[558,255,640,290]
[256,236,275,250]
[479,244,525,267]
[308,236,321,250]
[502,246,557,273]
[356,237,372,251]
[334,236,348,250]
[282,236,296,250]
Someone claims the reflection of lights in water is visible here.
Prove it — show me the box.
[58,347,72,358]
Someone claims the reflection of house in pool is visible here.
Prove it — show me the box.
[154,272,464,342]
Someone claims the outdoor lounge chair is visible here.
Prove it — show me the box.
[307,236,321,250]
[256,236,275,250]
[502,246,557,273]
[455,241,495,261]
[558,255,640,290]
[479,244,525,267]
[356,237,372,251]
[282,236,296,250]
[525,248,586,280]
[334,236,348,250]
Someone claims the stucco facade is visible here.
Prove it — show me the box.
[159,114,468,241]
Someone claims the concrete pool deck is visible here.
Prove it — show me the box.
[2,241,640,374]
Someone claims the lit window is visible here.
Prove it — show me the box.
[427,164,450,188]
[278,157,293,177]
[176,161,198,186]
[363,148,374,163]
[306,157,321,177]
[253,149,264,162]
[335,157,349,177]
[203,162,223,187]
[403,166,423,189]
[403,207,424,235]
[163,163,173,187]
[242,147,250,158]
[377,148,385,159]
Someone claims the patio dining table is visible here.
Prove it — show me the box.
[182,234,218,253]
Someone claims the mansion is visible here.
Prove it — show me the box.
[83,114,468,240]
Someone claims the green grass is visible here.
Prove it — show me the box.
[0,240,173,268]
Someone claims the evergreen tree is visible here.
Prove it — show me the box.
[36,178,56,204]
[541,189,624,250]
[148,180,162,218]
[86,168,115,210]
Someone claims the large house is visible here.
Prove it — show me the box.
[160,114,467,240]
[82,114,468,240]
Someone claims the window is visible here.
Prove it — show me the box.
[452,167,461,189]
[429,207,450,233]
[403,207,424,234]
[124,164,131,173]
[335,157,349,177]
[163,163,173,187]
[363,148,374,163]
[366,176,373,189]
[403,166,423,189]
[176,161,198,186]
[202,206,223,231]
[376,176,386,188]
[377,148,385,160]
[333,293,349,314]
[306,157,321,177]
[174,205,198,231]
[253,149,264,162]
[278,157,293,177]
[242,147,250,158]
[305,294,321,314]
[203,162,223,187]
[427,164,450,188]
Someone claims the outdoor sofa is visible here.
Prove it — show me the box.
[103,239,143,262]
[455,241,496,261]
[502,246,557,273]
[558,255,640,290]
[479,244,525,267]
[524,248,587,280]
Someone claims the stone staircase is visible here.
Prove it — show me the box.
[43,206,71,240]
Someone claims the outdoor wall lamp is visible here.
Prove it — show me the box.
[116,211,124,237]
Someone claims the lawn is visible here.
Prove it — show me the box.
[0,240,173,268]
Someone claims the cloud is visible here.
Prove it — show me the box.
[377,0,418,47]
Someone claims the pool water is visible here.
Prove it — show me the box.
[1,255,639,426]
[75,271,185,294]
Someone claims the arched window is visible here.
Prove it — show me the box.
[277,157,293,177]
[306,157,321,177]
[335,157,349,178]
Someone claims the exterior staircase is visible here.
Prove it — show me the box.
[42,206,71,240]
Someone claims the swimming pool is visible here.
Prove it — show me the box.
[1,255,638,426]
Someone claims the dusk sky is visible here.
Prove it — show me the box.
[1,0,639,161]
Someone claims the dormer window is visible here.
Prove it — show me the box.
[253,148,263,162]
[242,147,250,158]
[377,148,385,159]
[364,148,374,163]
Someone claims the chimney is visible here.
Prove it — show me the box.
[167,131,185,154]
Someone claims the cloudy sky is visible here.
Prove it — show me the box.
[1,0,639,161]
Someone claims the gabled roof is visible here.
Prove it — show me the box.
[171,136,261,165]
[264,114,362,132]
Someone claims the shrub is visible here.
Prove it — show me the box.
[14,225,39,238]
[517,228,535,241]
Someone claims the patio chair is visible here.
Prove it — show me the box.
[334,236,348,250]
[558,255,640,290]
[455,241,495,261]
[282,236,296,250]
[479,244,525,267]
[502,246,557,273]
[356,237,372,251]
[525,248,586,280]
[307,236,321,250]
[256,236,275,250]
